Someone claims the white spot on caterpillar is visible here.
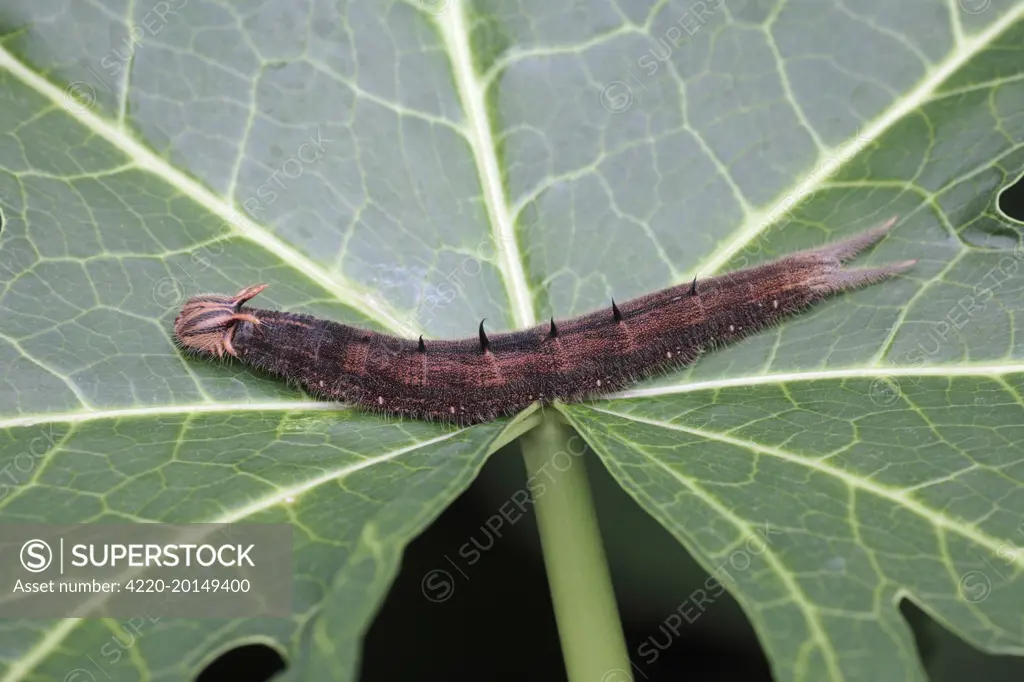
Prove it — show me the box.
[450,406,456,414]
[728,325,735,332]
[596,379,602,387]
[319,380,324,388]
[377,396,384,405]
[772,299,779,309]
[666,351,672,358]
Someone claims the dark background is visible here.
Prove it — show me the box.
[202,181,1024,681]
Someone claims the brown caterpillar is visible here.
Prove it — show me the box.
[174,219,914,425]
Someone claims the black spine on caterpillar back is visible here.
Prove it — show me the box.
[478,320,490,353]
[611,299,623,323]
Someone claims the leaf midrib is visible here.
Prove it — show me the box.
[0,401,343,430]
[436,7,536,328]
[610,363,1024,401]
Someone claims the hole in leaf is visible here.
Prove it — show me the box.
[196,643,284,682]
[999,174,1024,221]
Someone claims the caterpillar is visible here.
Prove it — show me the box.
[173,219,914,425]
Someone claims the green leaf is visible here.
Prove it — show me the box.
[0,0,1022,681]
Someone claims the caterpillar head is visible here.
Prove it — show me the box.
[173,284,267,358]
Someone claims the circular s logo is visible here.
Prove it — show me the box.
[64,669,97,682]
[957,570,991,603]
[20,539,52,573]
[599,81,633,113]
[868,377,901,407]
[421,569,455,603]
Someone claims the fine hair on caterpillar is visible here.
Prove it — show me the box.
[174,218,915,425]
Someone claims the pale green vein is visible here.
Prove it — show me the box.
[479,28,639,90]
[216,430,467,522]
[586,406,1024,570]
[928,71,1024,101]
[0,620,81,682]
[870,231,966,366]
[761,25,827,156]
[224,61,261,202]
[115,0,139,128]
[608,363,1024,400]
[694,2,1024,277]
[0,45,407,335]
[101,617,149,681]
[947,0,966,45]
[0,401,348,431]
[304,58,465,135]
[436,6,535,328]
[0,333,93,408]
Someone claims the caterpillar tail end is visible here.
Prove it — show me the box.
[796,218,916,294]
